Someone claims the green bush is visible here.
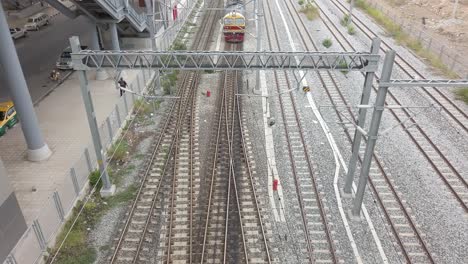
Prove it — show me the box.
[340,14,350,26]
[300,3,319,20]
[108,140,129,161]
[171,41,187,51]
[298,0,305,5]
[347,24,356,35]
[46,200,100,263]
[339,59,349,75]
[134,99,153,115]
[322,38,333,48]
[455,88,468,104]
[88,170,102,190]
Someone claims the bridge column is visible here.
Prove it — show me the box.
[0,3,51,161]
[90,23,108,80]
[0,158,27,261]
[109,22,120,51]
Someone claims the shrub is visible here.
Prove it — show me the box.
[300,3,319,20]
[134,99,153,115]
[455,88,468,104]
[298,0,305,5]
[322,38,333,48]
[340,14,350,26]
[171,41,187,50]
[108,140,129,162]
[339,59,349,75]
[347,24,356,35]
[88,170,102,190]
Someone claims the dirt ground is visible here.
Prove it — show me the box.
[372,0,468,70]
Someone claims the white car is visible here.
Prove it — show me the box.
[56,45,88,70]
[10,28,27,39]
[24,13,50,31]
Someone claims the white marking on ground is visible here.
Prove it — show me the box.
[261,70,285,222]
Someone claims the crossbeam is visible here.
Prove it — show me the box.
[380,79,468,87]
[69,37,379,71]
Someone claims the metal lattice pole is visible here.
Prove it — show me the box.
[351,50,395,218]
[70,36,115,195]
[344,38,381,194]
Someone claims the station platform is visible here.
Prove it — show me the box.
[0,69,134,225]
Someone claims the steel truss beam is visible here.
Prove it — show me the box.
[380,79,468,87]
[71,50,379,71]
[69,39,379,71]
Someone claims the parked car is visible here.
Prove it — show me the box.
[10,27,27,39]
[24,13,50,31]
[56,45,88,70]
[0,101,18,137]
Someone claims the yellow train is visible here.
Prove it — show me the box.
[222,2,245,43]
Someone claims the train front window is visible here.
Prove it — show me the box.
[235,18,244,25]
[224,18,234,25]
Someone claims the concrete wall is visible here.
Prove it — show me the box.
[0,159,26,262]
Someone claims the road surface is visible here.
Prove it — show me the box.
[0,13,93,103]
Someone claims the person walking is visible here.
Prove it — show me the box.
[118,77,127,96]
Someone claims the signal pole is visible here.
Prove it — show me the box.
[255,0,263,94]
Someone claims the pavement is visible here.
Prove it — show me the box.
[1,1,93,104]
[0,68,147,225]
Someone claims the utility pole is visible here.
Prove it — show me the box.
[70,36,115,196]
[255,0,263,94]
[0,2,51,161]
[349,0,355,25]
[351,50,395,218]
[343,38,381,194]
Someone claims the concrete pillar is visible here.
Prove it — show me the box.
[0,3,51,161]
[0,158,27,261]
[109,22,120,51]
[90,23,108,80]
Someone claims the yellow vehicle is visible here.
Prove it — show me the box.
[0,101,18,137]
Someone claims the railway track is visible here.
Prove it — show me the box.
[110,0,222,262]
[313,0,468,212]
[328,0,468,134]
[199,43,273,264]
[263,1,339,263]
[280,0,438,262]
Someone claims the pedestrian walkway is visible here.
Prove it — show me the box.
[0,69,143,225]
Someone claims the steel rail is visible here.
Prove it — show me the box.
[285,0,436,262]
[112,0,223,262]
[164,0,224,262]
[109,71,191,263]
[223,69,249,263]
[313,0,468,212]
[264,0,338,262]
[165,74,198,264]
[200,70,228,263]
[130,75,195,263]
[236,77,273,263]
